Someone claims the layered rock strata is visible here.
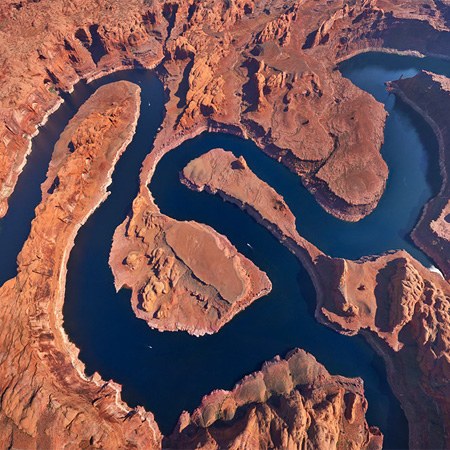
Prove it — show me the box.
[0,0,167,217]
[0,81,163,448]
[181,148,450,449]
[110,194,271,336]
[2,0,450,222]
[0,79,380,450]
[2,0,450,448]
[315,251,450,449]
[165,349,383,450]
[387,71,450,280]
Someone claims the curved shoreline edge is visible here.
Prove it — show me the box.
[387,72,450,280]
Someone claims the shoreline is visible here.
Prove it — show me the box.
[387,76,450,280]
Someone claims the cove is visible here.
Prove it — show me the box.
[0,52,447,449]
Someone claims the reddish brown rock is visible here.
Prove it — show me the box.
[109,194,271,336]
[156,0,390,222]
[165,349,383,450]
[0,106,379,449]
[387,71,450,280]
[315,251,450,449]
[0,0,167,217]
[181,148,450,449]
[2,1,450,449]
[0,81,163,449]
[3,0,450,221]
[182,148,300,243]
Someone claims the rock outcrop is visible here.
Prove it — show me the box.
[0,0,167,217]
[2,0,450,221]
[165,349,383,450]
[181,148,450,449]
[0,80,379,450]
[109,194,271,336]
[0,81,164,449]
[387,71,450,280]
[315,251,450,450]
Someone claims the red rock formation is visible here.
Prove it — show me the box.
[2,1,450,448]
[315,251,450,449]
[157,0,390,222]
[109,193,271,336]
[181,148,450,449]
[180,149,323,267]
[387,71,450,280]
[0,78,380,450]
[2,0,450,221]
[181,149,300,243]
[0,0,166,217]
[0,81,163,448]
[165,349,383,450]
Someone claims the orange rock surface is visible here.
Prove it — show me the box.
[315,251,450,449]
[1,0,450,448]
[181,148,450,449]
[2,0,450,221]
[165,349,383,450]
[109,194,271,336]
[387,71,450,280]
[0,0,167,217]
[0,81,165,448]
[182,149,301,243]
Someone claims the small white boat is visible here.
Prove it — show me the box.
[246,243,253,250]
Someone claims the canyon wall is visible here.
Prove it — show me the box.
[388,71,450,280]
[0,81,163,449]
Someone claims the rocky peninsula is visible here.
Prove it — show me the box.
[165,349,383,450]
[110,193,271,336]
[0,81,165,448]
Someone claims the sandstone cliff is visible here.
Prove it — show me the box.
[165,349,383,450]
[0,81,164,449]
[387,71,450,280]
[2,0,450,222]
[2,1,450,448]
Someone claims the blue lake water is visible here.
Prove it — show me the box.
[1,52,449,449]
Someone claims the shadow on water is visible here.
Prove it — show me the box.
[1,53,449,448]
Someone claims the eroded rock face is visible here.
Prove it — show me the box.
[164,349,383,450]
[0,81,164,449]
[0,0,167,217]
[2,0,450,221]
[109,193,271,336]
[2,1,450,448]
[387,71,450,280]
[158,0,392,222]
[316,251,450,450]
[181,148,450,449]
